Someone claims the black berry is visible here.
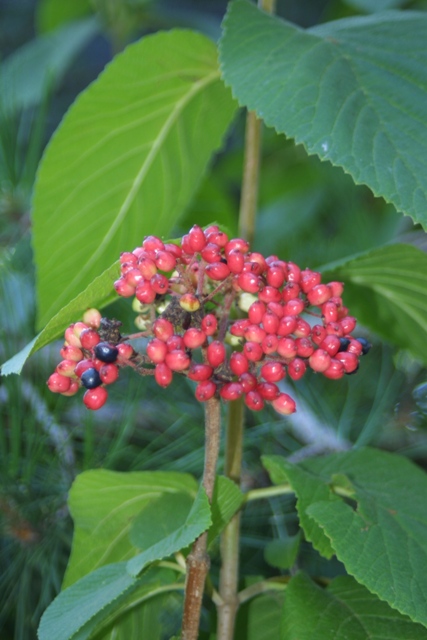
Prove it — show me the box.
[357,337,372,355]
[338,338,351,352]
[94,342,119,363]
[81,368,102,389]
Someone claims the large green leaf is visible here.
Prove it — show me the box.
[220,2,427,227]
[127,484,211,576]
[235,593,285,640]
[64,469,197,588]
[38,563,176,640]
[208,475,244,546]
[265,449,427,627]
[0,260,120,376]
[32,29,237,328]
[283,572,427,639]
[0,18,98,114]
[36,0,92,32]
[321,243,427,363]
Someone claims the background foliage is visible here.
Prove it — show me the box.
[2,0,427,638]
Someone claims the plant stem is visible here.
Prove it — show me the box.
[181,397,221,640]
[217,2,275,637]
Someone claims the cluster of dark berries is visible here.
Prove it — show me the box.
[47,225,370,412]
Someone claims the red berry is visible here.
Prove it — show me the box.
[188,225,207,252]
[135,281,156,304]
[120,251,137,265]
[201,314,218,336]
[56,360,77,378]
[201,243,222,263]
[155,250,176,272]
[155,362,173,387]
[165,350,190,372]
[300,270,321,294]
[207,341,226,368]
[230,319,251,337]
[220,382,243,401]
[294,318,311,338]
[82,308,102,328]
[328,281,344,297]
[227,249,245,274]
[47,372,71,393]
[258,286,281,304]
[262,310,280,334]
[246,252,267,274]
[75,359,95,378]
[138,257,157,280]
[114,277,135,297]
[309,349,331,372]
[125,268,144,287]
[248,301,266,324]
[261,334,279,355]
[143,235,164,252]
[311,325,327,345]
[243,341,263,362]
[237,272,261,293]
[335,351,359,374]
[283,299,305,316]
[320,335,341,357]
[286,262,301,283]
[60,345,84,362]
[258,382,280,401]
[277,337,297,360]
[164,243,182,259]
[166,335,185,351]
[205,262,230,281]
[147,339,168,364]
[295,337,314,358]
[150,273,169,294]
[153,318,174,342]
[230,352,249,376]
[83,387,108,410]
[239,372,258,393]
[80,328,101,350]
[266,265,285,288]
[99,364,119,384]
[278,316,297,337]
[207,230,228,247]
[195,380,217,402]
[244,391,264,411]
[288,358,307,380]
[272,393,296,415]
[64,325,82,348]
[183,328,206,349]
[323,359,345,380]
[244,324,266,344]
[261,361,285,383]
[117,343,134,362]
[188,363,214,382]
[325,322,343,337]
[61,380,80,397]
[340,316,357,334]
[322,301,338,323]
[225,238,249,256]
[282,283,301,302]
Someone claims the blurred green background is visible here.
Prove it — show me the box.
[1,1,427,638]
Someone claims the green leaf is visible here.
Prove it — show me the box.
[127,484,212,576]
[32,29,237,329]
[0,260,120,376]
[220,2,427,227]
[343,0,405,12]
[235,593,285,640]
[64,469,197,588]
[208,475,244,546]
[267,449,427,627]
[0,18,98,114]
[262,455,336,559]
[36,0,92,32]
[38,563,174,640]
[321,244,427,363]
[283,572,427,639]
[129,492,194,549]
[264,533,301,571]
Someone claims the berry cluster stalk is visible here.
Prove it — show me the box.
[218,4,275,636]
[181,397,221,640]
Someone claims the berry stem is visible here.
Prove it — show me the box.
[181,397,221,640]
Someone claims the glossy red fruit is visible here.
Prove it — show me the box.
[153,318,175,342]
[147,338,168,363]
[258,382,280,401]
[188,225,207,252]
[188,363,213,382]
[287,358,307,380]
[323,359,345,380]
[195,380,217,401]
[80,328,101,350]
[243,341,263,362]
[272,393,296,415]
[60,345,84,362]
[155,363,173,387]
[277,337,297,359]
[138,257,157,280]
[114,277,136,297]
[155,250,176,272]
[207,341,226,368]
[83,387,108,410]
[183,328,206,349]
[117,343,134,362]
[82,308,102,328]
[99,364,119,385]
[56,360,77,378]
[239,372,258,393]
[260,361,285,383]
[165,350,191,372]
[135,281,156,304]
[47,372,71,393]
[143,235,164,252]
[230,352,249,376]
[244,391,264,411]
[201,314,218,336]
[308,349,331,372]
[220,382,243,401]
[205,262,230,281]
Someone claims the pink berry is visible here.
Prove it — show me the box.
[237,272,261,293]
[230,352,249,376]
[207,341,226,368]
[309,349,331,372]
[143,235,164,252]
[183,328,206,350]
[307,284,331,306]
[80,328,101,350]
[150,273,169,295]
[227,249,245,274]
[220,382,243,401]
[125,268,144,287]
[300,270,321,294]
[61,380,80,396]
[322,301,338,323]
[248,301,266,324]
[288,358,307,381]
[205,262,230,281]
[60,345,83,362]
[272,393,296,415]
[295,337,314,358]
[320,335,341,357]
[82,308,102,328]
[201,314,218,336]
[75,359,95,378]
[153,318,174,342]
[340,316,357,334]
[262,310,280,334]
[114,277,135,297]
[188,363,214,382]
[294,318,311,338]
[261,361,286,383]
[56,360,77,378]
[258,382,280,401]
[138,257,157,280]
[195,380,217,402]
[188,225,207,252]
[117,343,134,362]
[99,364,119,384]
[64,325,82,348]
[266,265,285,288]
[207,230,228,247]
[311,325,327,345]
[325,322,344,337]
[147,339,168,364]
[120,251,137,265]
[258,286,281,304]
[328,281,344,297]
[165,350,190,372]
[135,281,156,304]
[336,351,359,374]
[282,282,301,302]
[277,337,297,360]
[201,243,222,263]
[155,250,176,272]
[155,363,173,387]
[225,238,249,256]
[243,341,263,362]
[47,372,71,393]
[230,319,251,337]
[283,299,305,316]
[277,316,297,337]
[323,359,345,380]
[286,262,301,283]
[244,324,266,344]
[166,335,185,351]
[261,334,279,355]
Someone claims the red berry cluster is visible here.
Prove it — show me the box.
[47,225,370,412]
